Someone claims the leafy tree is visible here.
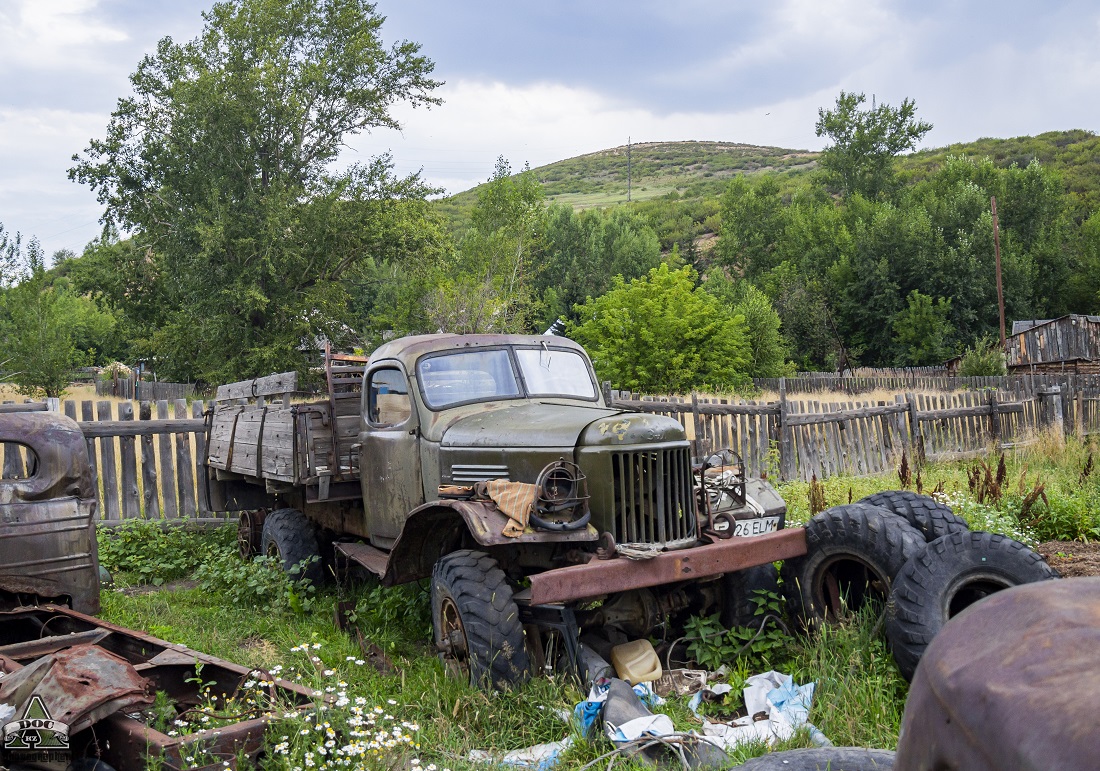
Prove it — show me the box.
[0,243,87,398]
[535,204,662,327]
[424,157,545,333]
[892,290,954,365]
[759,263,842,371]
[568,264,750,393]
[958,336,1007,376]
[816,92,932,199]
[69,0,440,384]
[703,272,791,378]
[715,175,788,277]
[0,222,24,288]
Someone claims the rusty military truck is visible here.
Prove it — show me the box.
[206,334,804,688]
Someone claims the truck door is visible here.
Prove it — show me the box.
[359,365,423,547]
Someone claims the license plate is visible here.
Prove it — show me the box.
[733,516,780,538]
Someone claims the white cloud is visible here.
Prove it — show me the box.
[0,107,109,255]
[0,0,127,74]
[347,79,832,196]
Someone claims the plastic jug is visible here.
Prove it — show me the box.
[610,639,663,684]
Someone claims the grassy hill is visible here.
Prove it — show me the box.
[433,141,817,224]
[436,130,1100,225]
[898,129,1100,212]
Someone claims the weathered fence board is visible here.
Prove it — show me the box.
[96,379,195,402]
[0,398,225,524]
[611,376,1100,481]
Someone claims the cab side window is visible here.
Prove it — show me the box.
[367,368,412,427]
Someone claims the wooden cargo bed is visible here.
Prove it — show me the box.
[206,351,367,494]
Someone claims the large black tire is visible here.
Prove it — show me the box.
[721,563,780,629]
[886,530,1059,681]
[782,504,925,629]
[431,549,529,691]
[261,508,324,585]
[737,748,895,770]
[858,490,968,542]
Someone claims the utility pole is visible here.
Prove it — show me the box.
[627,137,632,202]
[991,196,1006,346]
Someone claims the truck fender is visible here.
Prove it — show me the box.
[384,499,598,585]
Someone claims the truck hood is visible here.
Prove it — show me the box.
[441,403,623,449]
[440,403,687,449]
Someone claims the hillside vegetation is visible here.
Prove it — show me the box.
[442,129,1100,215]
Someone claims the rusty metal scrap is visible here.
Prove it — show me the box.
[0,411,100,614]
[0,605,316,771]
[0,643,152,734]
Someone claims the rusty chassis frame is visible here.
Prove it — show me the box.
[525,528,808,605]
[0,604,315,771]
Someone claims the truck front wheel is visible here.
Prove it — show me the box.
[261,508,325,585]
[431,550,529,691]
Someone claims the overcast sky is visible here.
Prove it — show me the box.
[2,0,1099,258]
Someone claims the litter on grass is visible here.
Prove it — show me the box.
[469,670,829,770]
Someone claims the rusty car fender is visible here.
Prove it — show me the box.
[383,499,598,585]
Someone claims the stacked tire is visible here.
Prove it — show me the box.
[885,529,1059,680]
[782,503,927,628]
[784,491,1057,681]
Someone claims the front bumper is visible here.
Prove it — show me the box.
[527,527,808,605]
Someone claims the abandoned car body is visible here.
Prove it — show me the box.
[207,334,804,687]
[0,410,100,615]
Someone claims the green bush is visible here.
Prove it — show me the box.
[958,336,1006,376]
[97,520,232,585]
[194,546,318,614]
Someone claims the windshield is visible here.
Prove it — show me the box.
[416,346,596,409]
[418,349,521,409]
[515,347,596,398]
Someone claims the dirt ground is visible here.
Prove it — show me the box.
[1038,541,1100,578]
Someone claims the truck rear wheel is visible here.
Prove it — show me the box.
[431,550,529,691]
[261,508,324,585]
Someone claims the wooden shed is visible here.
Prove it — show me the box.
[1006,315,1100,374]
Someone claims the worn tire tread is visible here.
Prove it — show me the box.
[781,504,925,628]
[886,530,1059,680]
[261,508,324,585]
[858,490,969,542]
[432,549,529,691]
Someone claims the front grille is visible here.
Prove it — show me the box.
[611,447,696,546]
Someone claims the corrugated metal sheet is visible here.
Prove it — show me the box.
[1006,315,1100,367]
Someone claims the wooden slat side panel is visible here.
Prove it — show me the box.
[215,371,298,402]
[260,408,297,481]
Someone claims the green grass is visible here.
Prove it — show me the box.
[778,432,1100,542]
[96,433,1097,768]
[102,574,901,769]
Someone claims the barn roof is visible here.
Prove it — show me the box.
[1011,315,1100,336]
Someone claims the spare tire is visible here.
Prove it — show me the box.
[886,530,1059,681]
[737,747,896,769]
[782,504,925,629]
[858,490,968,542]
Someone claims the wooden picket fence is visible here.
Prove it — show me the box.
[609,382,1100,482]
[753,371,1100,396]
[1,398,219,523]
[6,374,1100,521]
[95,378,196,402]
